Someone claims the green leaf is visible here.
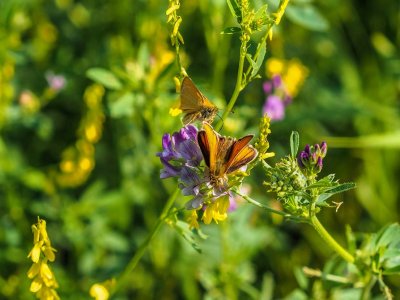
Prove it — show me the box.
[226,0,242,23]
[324,182,356,194]
[373,223,400,248]
[260,273,274,300]
[86,68,123,90]
[254,4,269,27]
[221,26,242,34]
[290,131,300,158]
[251,42,266,79]
[316,182,356,205]
[286,4,329,32]
[173,220,202,253]
[137,43,150,69]
[109,93,135,118]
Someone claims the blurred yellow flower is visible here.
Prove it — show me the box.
[169,107,182,117]
[90,284,109,300]
[187,210,200,230]
[55,84,104,187]
[266,58,308,98]
[89,279,115,300]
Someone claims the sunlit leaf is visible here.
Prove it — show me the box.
[251,41,266,78]
[109,92,135,118]
[226,0,242,23]
[86,68,123,90]
[286,4,329,31]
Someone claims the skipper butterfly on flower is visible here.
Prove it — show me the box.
[197,122,258,188]
[180,77,218,125]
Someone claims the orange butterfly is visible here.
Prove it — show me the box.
[197,122,258,188]
[180,77,218,125]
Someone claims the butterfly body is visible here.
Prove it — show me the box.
[180,77,218,125]
[197,123,258,188]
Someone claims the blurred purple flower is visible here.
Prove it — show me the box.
[262,74,292,122]
[45,71,66,91]
[263,95,285,121]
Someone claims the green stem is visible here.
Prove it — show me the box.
[215,41,247,131]
[310,215,355,264]
[360,275,376,300]
[111,188,179,296]
[234,190,293,218]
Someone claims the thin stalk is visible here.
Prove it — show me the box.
[310,215,355,264]
[111,188,179,296]
[234,190,293,218]
[215,42,247,131]
[360,275,376,300]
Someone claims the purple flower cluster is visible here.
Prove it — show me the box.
[298,142,328,175]
[157,125,237,214]
[157,125,202,179]
[262,75,291,121]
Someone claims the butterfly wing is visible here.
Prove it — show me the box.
[197,122,219,174]
[224,135,258,174]
[180,77,206,112]
[180,77,217,124]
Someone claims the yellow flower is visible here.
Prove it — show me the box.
[187,210,200,230]
[255,115,275,160]
[27,218,59,300]
[202,196,229,224]
[169,107,182,117]
[90,284,109,300]
[265,58,308,98]
[89,279,115,300]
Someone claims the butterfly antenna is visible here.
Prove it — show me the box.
[215,113,224,132]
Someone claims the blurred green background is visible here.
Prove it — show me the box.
[0,0,399,299]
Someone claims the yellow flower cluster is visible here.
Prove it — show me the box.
[255,115,275,161]
[166,0,184,46]
[56,84,104,187]
[0,60,15,128]
[202,196,230,224]
[27,218,59,300]
[266,58,308,97]
[273,0,290,25]
[187,196,230,229]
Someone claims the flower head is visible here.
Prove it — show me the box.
[157,125,202,179]
[27,218,59,300]
[298,142,328,176]
[45,71,66,92]
[158,124,257,225]
[262,74,291,121]
[263,95,285,121]
[262,58,308,121]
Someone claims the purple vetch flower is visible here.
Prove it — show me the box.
[263,95,285,121]
[262,74,292,122]
[298,142,328,175]
[45,71,66,91]
[157,125,203,179]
